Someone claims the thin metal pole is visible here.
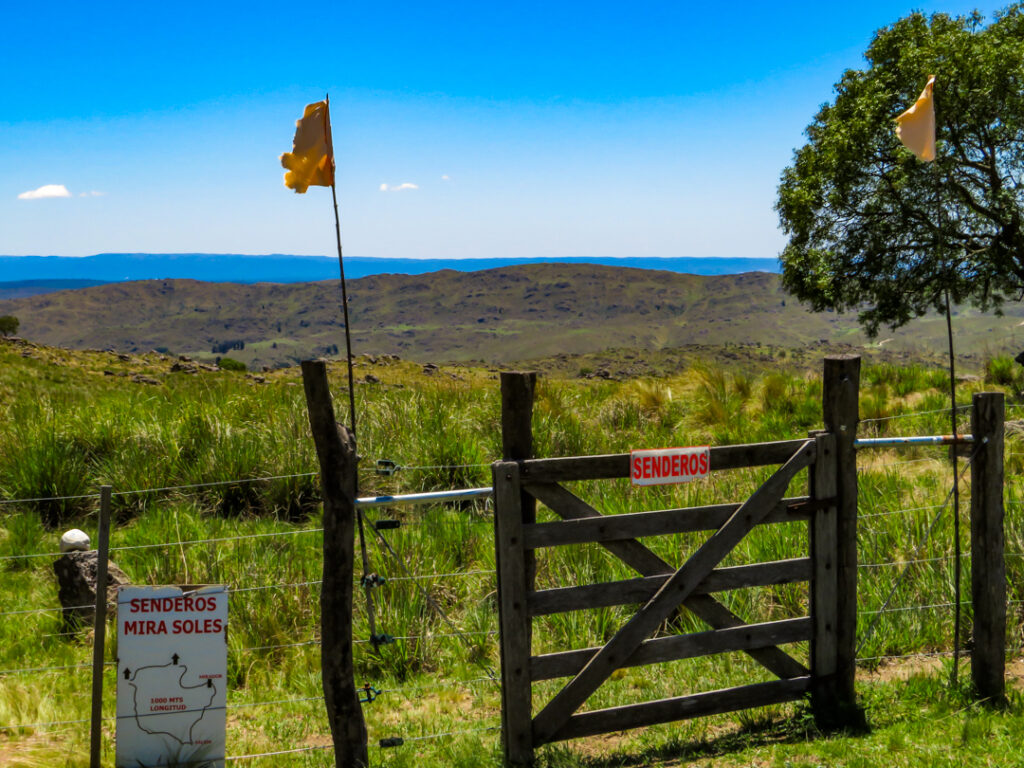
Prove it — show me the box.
[90,486,112,768]
[326,95,357,444]
[946,289,962,688]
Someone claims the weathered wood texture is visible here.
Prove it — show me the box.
[523,496,816,549]
[528,558,811,616]
[526,481,808,680]
[493,461,534,765]
[822,355,860,721]
[809,433,840,726]
[971,392,1005,704]
[518,439,811,483]
[545,677,812,743]
[89,486,112,768]
[531,440,815,745]
[302,360,368,768]
[531,617,811,681]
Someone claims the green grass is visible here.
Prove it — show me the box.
[2,340,1024,765]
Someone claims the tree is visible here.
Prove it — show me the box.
[0,315,19,337]
[777,6,1024,335]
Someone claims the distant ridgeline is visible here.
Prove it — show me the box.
[0,253,780,290]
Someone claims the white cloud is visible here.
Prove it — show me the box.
[79,190,104,197]
[441,175,451,181]
[18,184,71,200]
[379,182,419,192]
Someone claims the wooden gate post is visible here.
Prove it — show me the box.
[301,360,368,768]
[822,356,861,724]
[498,371,537,765]
[970,391,1005,704]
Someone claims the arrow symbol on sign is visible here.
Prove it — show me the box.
[172,653,180,665]
[123,668,131,680]
[207,679,212,688]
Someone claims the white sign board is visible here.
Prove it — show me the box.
[630,446,710,486]
[116,585,228,768]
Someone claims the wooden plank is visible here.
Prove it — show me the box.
[527,481,808,680]
[971,392,1006,705]
[543,677,812,743]
[809,432,840,727]
[531,440,816,744]
[531,617,811,680]
[500,371,538,714]
[523,496,815,549]
[519,439,813,482]
[301,360,369,768]
[492,461,534,765]
[822,355,860,720]
[529,558,812,616]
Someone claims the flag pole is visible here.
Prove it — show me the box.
[325,94,358,443]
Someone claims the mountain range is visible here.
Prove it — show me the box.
[0,253,780,292]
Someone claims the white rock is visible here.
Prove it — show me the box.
[60,529,91,553]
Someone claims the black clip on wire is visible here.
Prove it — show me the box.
[370,633,395,648]
[375,459,399,476]
[358,683,382,704]
[360,573,386,588]
[374,519,401,531]
[379,737,404,748]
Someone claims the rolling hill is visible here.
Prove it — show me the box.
[1,263,1021,370]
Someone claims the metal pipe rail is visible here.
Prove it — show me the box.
[355,487,493,509]
[854,435,974,449]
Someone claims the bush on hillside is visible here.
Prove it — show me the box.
[216,356,246,372]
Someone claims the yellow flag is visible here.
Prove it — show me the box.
[281,100,334,193]
[895,75,936,162]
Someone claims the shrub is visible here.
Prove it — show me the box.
[217,356,247,373]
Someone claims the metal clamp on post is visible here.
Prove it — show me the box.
[360,573,387,588]
[374,519,401,531]
[379,737,404,748]
[375,459,399,476]
[370,633,395,648]
[358,684,382,704]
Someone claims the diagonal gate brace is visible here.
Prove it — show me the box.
[530,438,816,745]
[525,487,808,681]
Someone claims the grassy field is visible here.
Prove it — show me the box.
[3,336,1024,766]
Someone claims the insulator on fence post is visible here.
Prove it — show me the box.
[379,737,404,748]
[370,633,395,648]
[359,573,387,588]
[358,684,382,703]
[374,519,401,530]
[375,459,399,476]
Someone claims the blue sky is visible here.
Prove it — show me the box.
[0,1,1007,260]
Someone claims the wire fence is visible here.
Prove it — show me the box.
[3,421,1022,762]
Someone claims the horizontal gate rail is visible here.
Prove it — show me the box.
[528,557,812,616]
[531,617,811,681]
[518,439,812,483]
[523,496,819,549]
[546,677,813,743]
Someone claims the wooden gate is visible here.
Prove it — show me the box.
[492,432,847,764]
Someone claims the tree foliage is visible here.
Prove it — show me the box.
[0,315,19,337]
[777,6,1024,335]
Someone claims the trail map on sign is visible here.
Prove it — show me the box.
[117,585,227,768]
[125,657,217,745]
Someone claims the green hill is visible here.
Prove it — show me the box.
[1,263,1021,370]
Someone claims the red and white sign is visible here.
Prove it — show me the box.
[630,446,710,486]
[116,585,227,768]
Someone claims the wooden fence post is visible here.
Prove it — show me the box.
[89,485,112,768]
[301,360,368,768]
[822,355,861,725]
[971,391,1005,704]
[809,433,840,726]
[498,371,537,765]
